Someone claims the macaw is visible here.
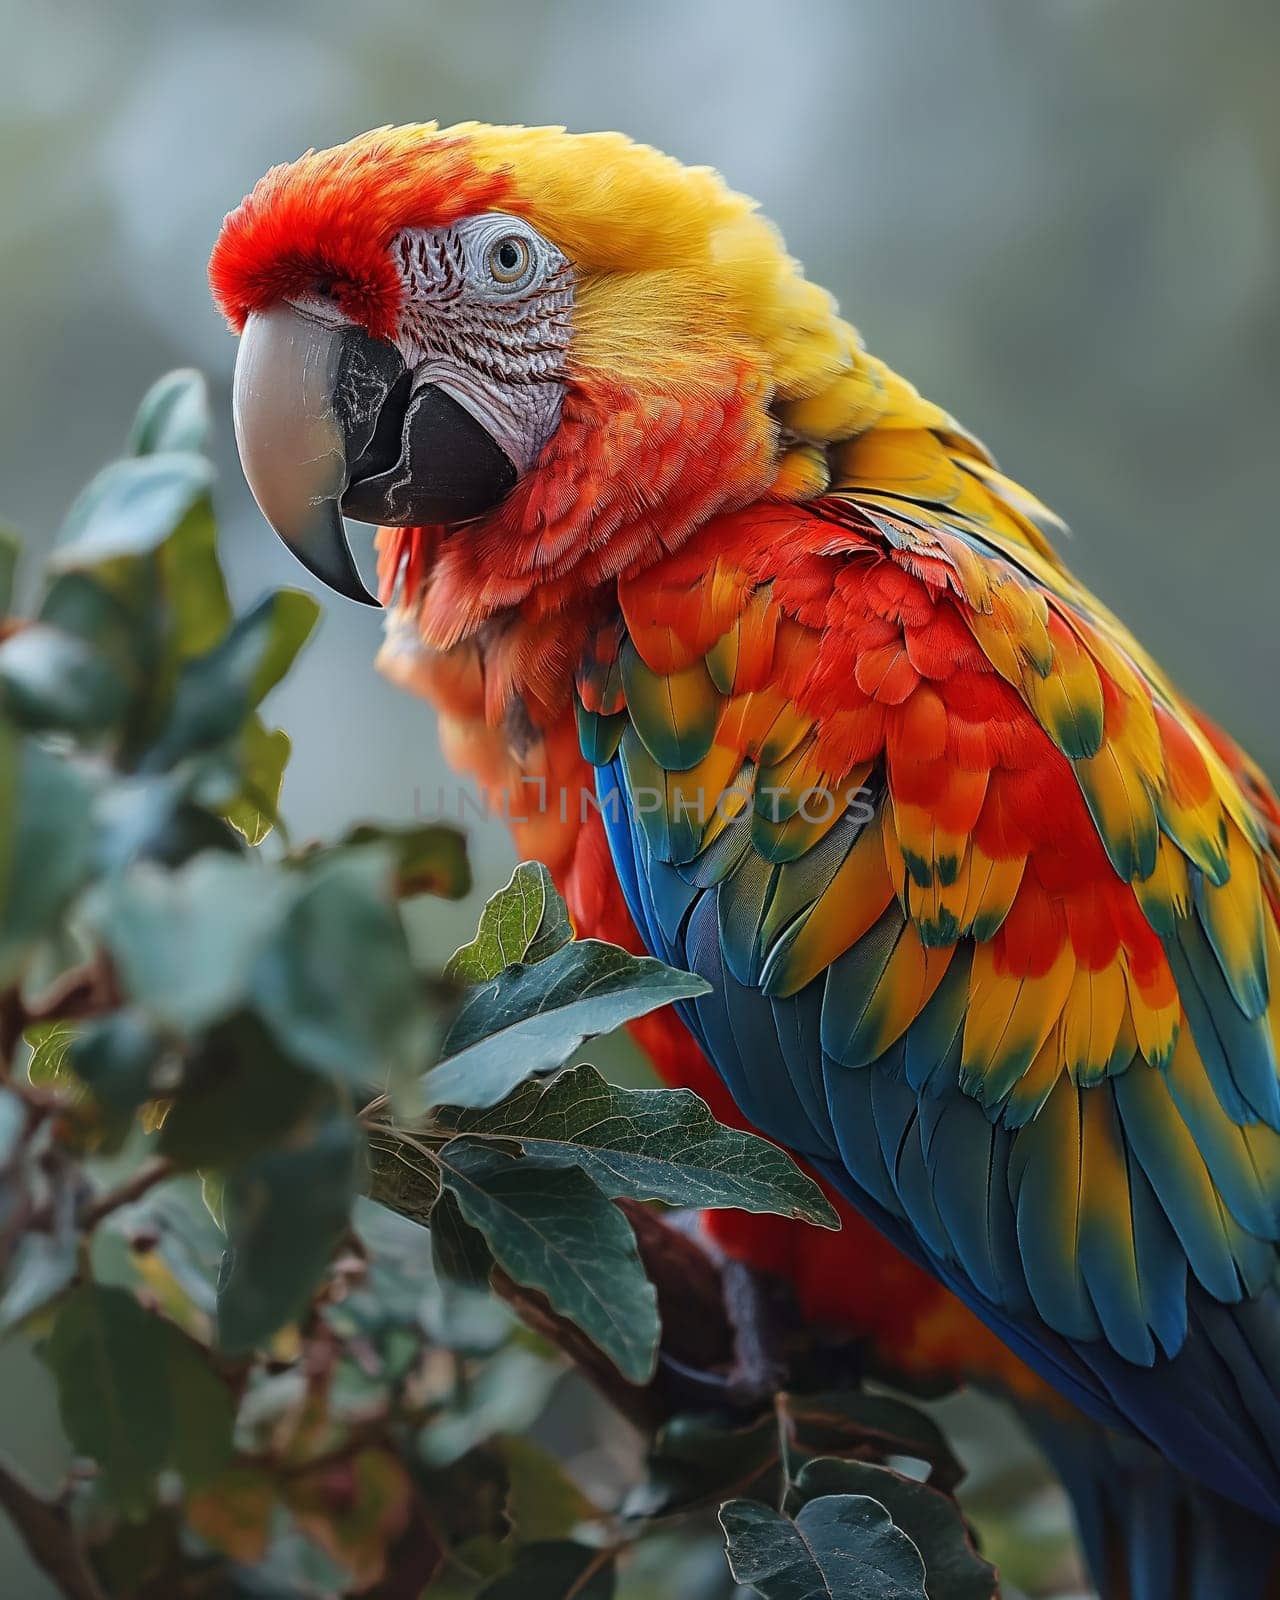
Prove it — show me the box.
[212,123,1280,1593]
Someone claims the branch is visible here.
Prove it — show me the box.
[80,1157,175,1230]
[23,956,120,1029]
[0,1456,107,1600]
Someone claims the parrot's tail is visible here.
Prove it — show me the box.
[1028,1408,1280,1599]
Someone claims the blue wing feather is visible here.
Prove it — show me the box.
[597,747,1280,1523]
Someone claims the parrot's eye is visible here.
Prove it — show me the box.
[486,234,532,287]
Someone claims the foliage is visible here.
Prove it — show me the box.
[0,374,1001,1599]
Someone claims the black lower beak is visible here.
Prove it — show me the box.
[341,372,517,529]
[232,306,517,605]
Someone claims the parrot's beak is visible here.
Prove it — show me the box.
[231,305,517,605]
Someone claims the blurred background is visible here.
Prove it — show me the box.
[1,0,1277,1593]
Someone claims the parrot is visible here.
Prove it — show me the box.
[211,123,1280,1594]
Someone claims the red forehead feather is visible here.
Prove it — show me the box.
[208,130,514,342]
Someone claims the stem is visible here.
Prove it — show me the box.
[80,1156,175,1230]
[23,957,119,1029]
[359,1091,389,1122]
[0,1456,107,1600]
[566,1542,623,1598]
[774,1392,794,1507]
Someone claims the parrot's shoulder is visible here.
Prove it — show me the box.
[602,486,1280,909]
[576,486,1280,1391]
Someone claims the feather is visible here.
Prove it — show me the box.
[901,944,971,1096]
[1008,1075,1103,1341]
[961,939,1076,1107]
[1192,820,1269,1020]
[1076,740,1161,883]
[821,908,952,1069]
[1167,914,1280,1130]
[760,817,896,998]
[1114,1063,1269,1303]
[920,1089,1027,1312]
[1024,608,1105,759]
[1061,962,1128,1087]
[1078,1085,1156,1365]
[619,640,719,769]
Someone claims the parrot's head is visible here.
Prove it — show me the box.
[211,122,852,646]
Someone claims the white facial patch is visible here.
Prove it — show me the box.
[389,213,574,474]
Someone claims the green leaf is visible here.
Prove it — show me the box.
[720,1494,927,1600]
[789,1392,963,1494]
[170,1337,242,1486]
[629,1410,781,1519]
[419,1342,561,1468]
[69,1011,164,1113]
[0,1228,78,1333]
[449,1063,838,1225]
[350,1194,510,1353]
[427,940,710,1111]
[223,719,291,845]
[429,1187,494,1289]
[0,523,20,612]
[53,452,213,566]
[96,1176,223,1319]
[447,862,568,983]
[0,623,127,734]
[37,437,238,768]
[158,1017,339,1171]
[788,1458,998,1600]
[155,491,233,662]
[216,1108,364,1351]
[525,888,573,965]
[0,1138,79,1333]
[90,855,296,1033]
[39,1284,234,1512]
[476,1541,615,1600]
[436,1138,659,1383]
[632,1392,969,1527]
[415,1447,510,1555]
[499,1435,598,1542]
[25,1020,79,1087]
[84,1510,184,1597]
[94,770,242,874]
[333,820,472,900]
[128,369,211,457]
[152,589,319,765]
[250,850,433,1094]
[36,569,150,696]
[366,1126,443,1227]
[0,736,97,985]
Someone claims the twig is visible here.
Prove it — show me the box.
[566,1541,624,1598]
[22,956,120,1029]
[80,1156,175,1229]
[0,1455,107,1600]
